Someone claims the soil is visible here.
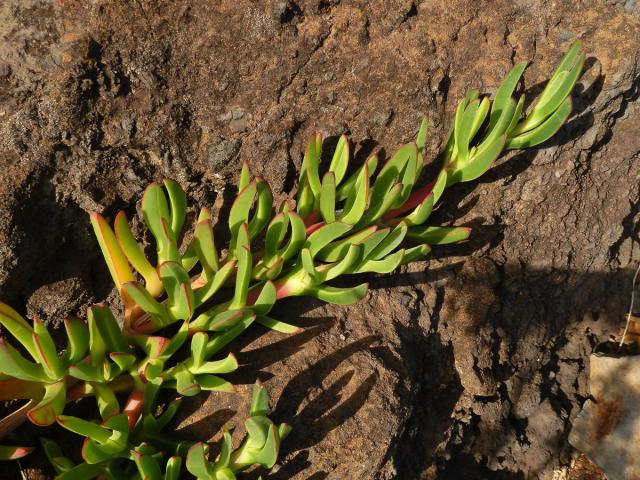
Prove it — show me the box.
[0,1,639,479]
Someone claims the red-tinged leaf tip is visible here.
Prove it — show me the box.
[81,437,91,462]
[143,181,162,195]
[275,281,291,300]
[9,447,34,459]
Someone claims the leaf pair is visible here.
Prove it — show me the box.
[508,41,584,148]
[163,333,237,397]
[0,303,92,425]
[186,383,290,479]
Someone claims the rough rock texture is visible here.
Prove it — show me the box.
[0,1,639,479]
[569,354,640,480]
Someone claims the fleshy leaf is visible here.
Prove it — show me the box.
[328,135,349,185]
[507,97,572,149]
[320,172,336,223]
[256,316,300,334]
[310,284,368,305]
[27,381,66,426]
[0,339,48,382]
[0,302,37,360]
[63,317,89,365]
[90,213,135,300]
[114,211,163,297]
[32,317,63,379]
[164,179,187,237]
[407,226,472,244]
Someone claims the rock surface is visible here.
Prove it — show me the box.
[570,354,640,480]
[0,1,639,479]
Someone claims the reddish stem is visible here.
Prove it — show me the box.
[305,221,325,235]
[381,180,436,221]
[304,210,321,227]
[123,389,144,430]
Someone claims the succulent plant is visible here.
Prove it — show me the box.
[0,41,583,478]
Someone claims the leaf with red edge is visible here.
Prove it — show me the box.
[114,211,163,297]
[0,446,34,460]
[26,381,66,426]
[89,213,135,299]
[0,301,37,360]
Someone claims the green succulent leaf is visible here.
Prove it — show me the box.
[506,94,526,135]
[114,211,163,297]
[190,353,238,375]
[205,312,256,357]
[256,316,300,334]
[190,331,208,370]
[322,244,362,281]
[248,180,274,239]
[195,259,236,305]
[336,155,378,202]
[416,117,429,150]
[407,226,472,244]
[239,161,251,191]
[489,61,527,131]
[400,244,431,264]
[448,133,506,185]
[90,304,131,354]
[250,382,270,416]
[339,162,369,224]
[0,339,48,382]
[93,383,120,420]
[41,438,74,474]
[296,174,315,219]
[186,442,213,479]
[56,463,103,480]
[193,219,220,281]
[230,245,252,311]
[90,213,135,301]
[27,381,66,426]
[142,183,172,240]
[165,456,183,480]
[279,211,307,262]
[354,249,405,274]
[196,374,235,392]
[506,97,572,149]
[63,317,89,365]
[317,225,377,263]
[252,281,277,315]
[0,302,37,360]
[319,172,336,223]
[123,282,170,330]
[204,309,248,332]
[301,134,322,196]
[310,283,368,305]
[57,415,112,443]
[132,450,163,480]
[305,222,353,258]
[159,262,195,321]
[163,179,187,237]
[32,317,63,379]
[328,135,349,185]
